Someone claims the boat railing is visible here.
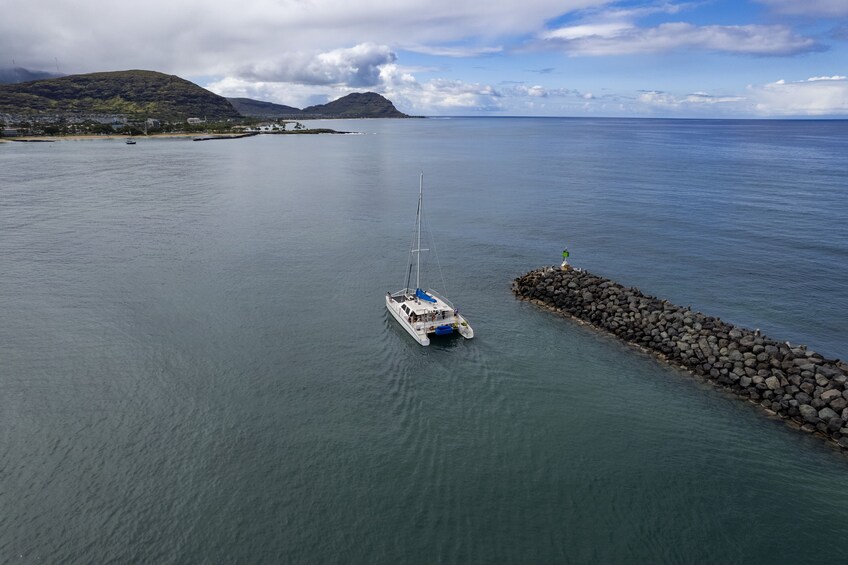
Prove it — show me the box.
[423,288,455,309]
[390,287,456,309]
[412,314,462,333]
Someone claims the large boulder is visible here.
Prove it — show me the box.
[818,407,839,422]
[799,404,819,424]
[821,389,842,403]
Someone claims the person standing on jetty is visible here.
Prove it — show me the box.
[561,248,570,271]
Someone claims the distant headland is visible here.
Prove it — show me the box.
[0,69,409,138]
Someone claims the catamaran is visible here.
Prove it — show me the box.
[386,174,473,346]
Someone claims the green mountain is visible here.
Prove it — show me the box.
[0,69,409,121]
[227,97,303,118]
[229,92,408,119]
[0,70,240,120]
[302,92,408,118]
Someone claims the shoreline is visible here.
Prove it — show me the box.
[1,130,348,143]
[513,265,848,454]
[1,133,203,142]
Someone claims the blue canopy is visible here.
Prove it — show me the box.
[435,325,454,336]
[415,288,437,303]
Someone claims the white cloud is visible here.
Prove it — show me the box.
[636,90,746,108]
[542,23,633,41]
[403,46,504,57]
[526,85,549,97]
[625,76,848,117]
[225,83,361,110]
[751,76,848,115]
[353,71,845,118]
[5,0,846,119]
[209,62,506,113]
[757,0,848,17]
[385,73,504,113]
[541,22,821,56]
[0,0,607,76]
[205,77,336,109]
[574,1,694,21]
[538,0,823,57]
[208,68,848,117]
[239,44,396,86]
[376,67,592,114]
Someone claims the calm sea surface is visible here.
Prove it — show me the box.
[2,118,848,563]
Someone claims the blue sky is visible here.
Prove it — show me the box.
[3,0,847,117]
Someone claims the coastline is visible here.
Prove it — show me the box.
[1,130,348,143]
[1,133,203,142]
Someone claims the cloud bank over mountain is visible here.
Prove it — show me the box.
[3,0,847,117]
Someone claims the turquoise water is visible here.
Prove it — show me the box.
[1,118,848,563]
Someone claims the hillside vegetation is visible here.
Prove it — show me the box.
[0,69,409,122]
[0,70,240,120]
[227,97,302,118]
[229,92,408,118]
[302,92,408,118]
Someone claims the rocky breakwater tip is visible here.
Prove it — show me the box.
[512,266,848,451]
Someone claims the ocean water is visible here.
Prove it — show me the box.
[1,118,847,563]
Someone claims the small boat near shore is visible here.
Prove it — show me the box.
[386,174,473,346]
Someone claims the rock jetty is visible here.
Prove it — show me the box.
[513,266,848,451]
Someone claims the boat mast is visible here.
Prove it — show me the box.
[416,173,422,291]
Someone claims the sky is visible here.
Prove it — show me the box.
[3,0,847,117]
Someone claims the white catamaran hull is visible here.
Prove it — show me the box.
[386,291,473,346]
[386,294,431,345]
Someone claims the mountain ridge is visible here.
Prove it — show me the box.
[0,69,409,120]
[0,70,239,120]
[228,92,408,119]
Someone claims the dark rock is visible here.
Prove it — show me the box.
[795,392,812,405]
[828,417,844,433]
[817,365,841,379]
[821,389,842,403]
[799,404,819,424]
[819,407,839,421]
[830,397,848,412]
